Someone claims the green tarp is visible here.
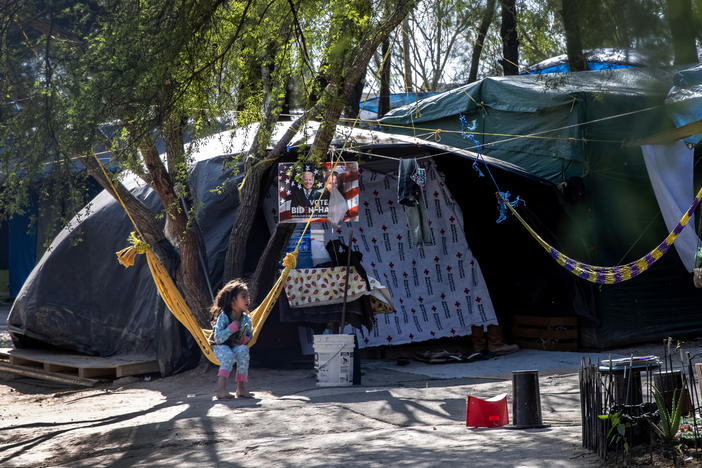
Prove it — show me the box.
[380,68,675,184]
[379,68,702,349]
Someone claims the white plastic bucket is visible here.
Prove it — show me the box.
[313,334,355,387]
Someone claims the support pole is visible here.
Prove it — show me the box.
[338,229,354,334]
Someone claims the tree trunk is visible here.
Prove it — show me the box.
[312,0,414,154]
[561,0,587,72]
[402,18,413,92]
[281,81,294,121]
[221,104,320,283]
[378,38,391,117]
[666,0,698,65]
[499,0,519,75]
[346,0,416,93]
[311,87,346,159]
[87,120,213,326]
[161,121,213,327]
[223,58,285,281]
[432,0,443,89]
[343,70,366,120]
[249,223,295,303]
[222,158,272,282]
[222,108,327,284]
[78,154,170,261]
[80,140,212,328]
[468,0,497,83]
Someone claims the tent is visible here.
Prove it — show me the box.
[379,67,702,348]
[8,124,546,373]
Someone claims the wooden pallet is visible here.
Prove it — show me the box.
[0,348,159,386]
[512,315,578,351]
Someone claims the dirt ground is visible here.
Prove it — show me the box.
[1,301,697,468]
[1,362,604,467]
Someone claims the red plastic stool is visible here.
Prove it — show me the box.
[466,393,509,427]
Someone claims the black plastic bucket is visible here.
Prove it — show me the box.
[653,370,691,415]
[511,370,548,429]
[603,368,643,406]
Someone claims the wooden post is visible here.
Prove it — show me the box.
[695,363,702,403]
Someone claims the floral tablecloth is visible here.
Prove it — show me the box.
[284,267,394,314]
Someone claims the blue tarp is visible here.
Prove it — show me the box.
[525,62,633,75]
[665,63,702,144]
[523,48,651,75]
[8,211,36,298]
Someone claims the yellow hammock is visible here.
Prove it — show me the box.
[92,151,309,367]
[116,233,297,366]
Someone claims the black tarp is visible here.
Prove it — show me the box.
[7,154,248,375]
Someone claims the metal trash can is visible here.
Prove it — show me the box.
[511,370,548,429]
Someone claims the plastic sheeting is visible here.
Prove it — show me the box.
[380,68,674,184]
[665,63,702,144]
[523,48,651,75]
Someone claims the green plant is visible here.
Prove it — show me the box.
[650,385,686,443]
[599,412,632,454]
[649,384,688,463]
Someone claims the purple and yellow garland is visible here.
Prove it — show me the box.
[504,187,702,284]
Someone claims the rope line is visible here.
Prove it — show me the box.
[93,152,145,241]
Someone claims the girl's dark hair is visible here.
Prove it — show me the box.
[210,279,248,323]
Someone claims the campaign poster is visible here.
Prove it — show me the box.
[278,162,359,224]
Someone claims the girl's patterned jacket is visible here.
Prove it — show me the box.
[212,312,253,346]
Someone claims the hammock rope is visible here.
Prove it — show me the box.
[93,151,221,365]
[502,186,702,284]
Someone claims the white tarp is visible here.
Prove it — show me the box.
[641,140,699,272]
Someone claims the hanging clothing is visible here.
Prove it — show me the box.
[398,158,433,247]
[327,186,348,226]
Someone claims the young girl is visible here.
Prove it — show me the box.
[210,279,254,399]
